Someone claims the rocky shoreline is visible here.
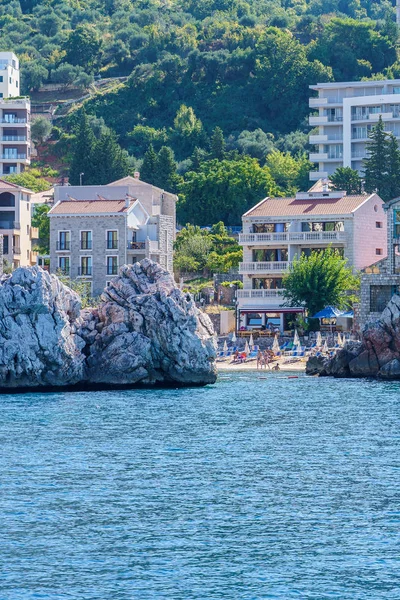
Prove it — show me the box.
[306,295,400,380]
[0,260,217,391]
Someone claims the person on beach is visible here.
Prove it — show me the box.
[257,350,263,369]
[264,350,271,370]
[272,363,280,371]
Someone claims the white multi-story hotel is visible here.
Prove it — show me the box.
[309,79,400,180]
[237,188,387,331]
[0,52,30,176]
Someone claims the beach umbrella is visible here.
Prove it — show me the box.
[312,306,344,319]
[244,340,250,355]
[293,329,300,347]
[231,332,237,343]
[223,340,228,353]
[249,333,254,349]
[337,332,342,346]
[342,334,346,346]
[272,334,280,355]
[316,331,322,347]
[323,339,329,353]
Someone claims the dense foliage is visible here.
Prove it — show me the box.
[364,116,400,201]
[283,247,360,316]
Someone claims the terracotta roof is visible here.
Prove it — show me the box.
[244,194,373,218]
[49,199,133,215]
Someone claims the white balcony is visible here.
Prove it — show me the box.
[309,152,328,162]
[237,289,286,307]
[309,97,328,108]
[369,112,393,121]
[239,232,347,245]
[309,171,329,181]
[309,115,328,126]
[309,134,328,144]
[239,261,289,274]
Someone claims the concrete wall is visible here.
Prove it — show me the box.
[220,310,235,334]
[353,194,387,270]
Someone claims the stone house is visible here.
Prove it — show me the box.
[48,177,176,297]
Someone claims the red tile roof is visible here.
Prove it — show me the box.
[49,199,134,215]
[244,194,373,217]
[0,179,22,190]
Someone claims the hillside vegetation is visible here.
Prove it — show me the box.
[1,0,399,223]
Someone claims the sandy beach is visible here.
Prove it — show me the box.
[217,358,306,372]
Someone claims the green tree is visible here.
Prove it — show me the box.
[385,134,400,201]
[330,167,362,194]
[178,157,280,225]
[69,109,96,186]
[32,204,50,254]
[210,126,225,160]
[90,130,129,185]
[265,150,311,193]
[65,24,102,70]
[364,116,390,200]
[154,146,181,192]
[283,247,359,316]
[140,144,158,183]
[21,62,48,92]
[4,168,52,193]
[31,117,52,145]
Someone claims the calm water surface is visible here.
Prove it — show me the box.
[1,373,400,599]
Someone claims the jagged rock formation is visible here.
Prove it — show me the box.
[306,295,400,380]
[0,261,217,390]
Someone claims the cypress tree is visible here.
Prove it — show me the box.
[69,109,96,185]
[91,130,129,185]
[363,116,390,200]
[210,126,225,160]
[140,144,158,183]
[154,146,180,191]
[385,134,400,201]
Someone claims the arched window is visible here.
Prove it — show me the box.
[0,193,15,207]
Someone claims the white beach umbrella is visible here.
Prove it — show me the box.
[342,334,346,346]
[337,332,342,346]
[316,331,322,347]
[244,340,250,355]
[231,332,237,343]
[223,340,228,353]
[249,333,254,349]
[323,339,329,353]
[272,334,280,355]
[293,329,300,347]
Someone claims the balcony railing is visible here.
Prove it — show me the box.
[2,136,27,141]
[13,246,21,255]
[237,289,285,299]
[56,241,70,251]
[239,232,347,244]
[0,220,20,229]
[78,267,92,276]
[239,261,290,274]
[1,118,27,123]
[127,241,145,250]
[2,153,27,159]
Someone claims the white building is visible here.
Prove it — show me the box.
[0,52,31,176]
[309,79,400,180]
[237,189,387,331]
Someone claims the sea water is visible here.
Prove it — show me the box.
[0,372,399,599]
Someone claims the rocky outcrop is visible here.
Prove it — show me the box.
[306,294,400,380]
[0,261,217,390]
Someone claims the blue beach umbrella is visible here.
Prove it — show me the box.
[312,306,343,319]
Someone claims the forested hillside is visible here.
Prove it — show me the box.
[1,0,400,223]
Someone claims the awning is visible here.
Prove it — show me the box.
[312,306,343,319]
[239,308,304,314]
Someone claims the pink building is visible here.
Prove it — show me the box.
[237,189,387,331]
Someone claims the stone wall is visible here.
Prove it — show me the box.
[359,272,400,326]
[158,214,174,274]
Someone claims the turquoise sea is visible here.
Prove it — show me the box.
[1,372,399,599]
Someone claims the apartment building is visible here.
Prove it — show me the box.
[237,189,386,331]
[0,52,30,176]
[309,79,400,180]
[0,179,37,268]
[48,177,176,296]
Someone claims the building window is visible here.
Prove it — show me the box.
[106,230,118,249]
[376,222,383,229]
[0,76,3,83]
[0,93,3,99]
[3,235,8,254]
[80,230,92,250]
[107,256,118,275]
[370,285,397,313]
[376,248,383,256]
[79,256,92,276]
[58,256,70,275]
[57,231,70,251]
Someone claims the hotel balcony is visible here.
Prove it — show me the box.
[309,152,328,162]
[309,134,328,144]
[309,170,329,181]
[239,261,289,275]
[239,231,347,245]
[127,241,145,251]
[309,115,328,126]
[237,289,286,307]
[0,220,20,230]
[309,97,328,108]
[1,153,27,160]
[1,136,27,142]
